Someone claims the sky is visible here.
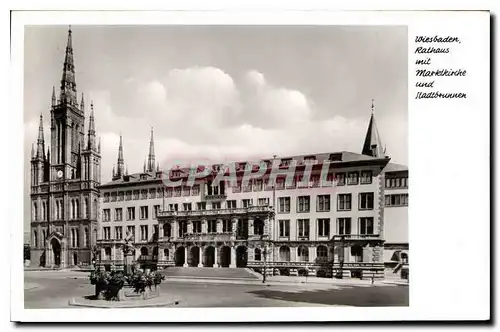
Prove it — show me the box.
[24,25,408,232]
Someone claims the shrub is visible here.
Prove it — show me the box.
[127,270,165,293]
[152,271,165,288]
[89,270,127,301]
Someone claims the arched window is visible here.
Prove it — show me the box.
[298,245,309,262]
[316,245,328,262]
[33,231,38,248]
[75,199,79,219]
[83,198,88,218]
[153,247,159,258]
[33,202,38,221]
[41,202,45,221]
[70,200,74,219]
[279,246,290,262]
[140,247,148,256]
[254,248,262,261]
[164,248,170,260]
[84,228,88,247]
[42,230,46,245]
[75,229,79,247]
[93,199,97,219]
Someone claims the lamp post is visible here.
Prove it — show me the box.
[339,235,345,279]
[262,246,267,283]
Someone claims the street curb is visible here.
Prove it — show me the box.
[68,297,181,308]
[165,276,259,281]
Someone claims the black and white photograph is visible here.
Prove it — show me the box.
[23,23,409,310]
[8,8,490,323]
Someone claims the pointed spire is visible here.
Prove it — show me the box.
[80,93,85,111]
[36,114,45,159]
[116,134,124,178]
[157,162,160,172]
[59,26,78,107]
[361,100,385,158]
[125,164,128,176]
[146,126,156,172]
[46,147,50,163]
[87,100,96,150]
[31,143,35,159]
[143,159,146,173]
[51,86,56,107]
[112,165,115,178]
[371,98,375,114]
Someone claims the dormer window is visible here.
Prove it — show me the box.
[329,153,342,162]
[304,156,317,165]
[280,158,292,167]
[172,170,181,178]
[140,174,147,180]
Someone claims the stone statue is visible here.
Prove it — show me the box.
[123,229,135,256]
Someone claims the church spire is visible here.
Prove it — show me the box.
[36,114,45,159]
[51,86,56,107]
[59,26,78,107]
[80,93,85,111]
[116,134,124,178]
[87,100,96,150]
[146,127,155,172]
[361,99,385,158]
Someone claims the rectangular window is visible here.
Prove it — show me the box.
[297,196,310,213]
[115,226,123,240]
[278,197,291,213]
[243,181,252,192]
[140,206,149,219]
[280,158,292,166]
[385,194,409,207]
[347,172,359,185]
[126,226,135,239]
[360,170,373,184]
[226,200,237,209]
[337,194,352,211]
[132,190,139,200]
[336,173,346,186]
[102,209,110,222]
[279,220,290,237]
[140,189,148,199]
[317,195,330,212]
[111,192,117,202]
[183,203,192,211]
[104,193,110,202]
[242,199,253,208]
[103,227,111,240]
[360,217,375,235]
[169,203,178,211]
[359,192,374,210]
[258,197,269,206]
[337,218,351,235]
[223,220,232,232]
[140,225,148,241]
[192,184,200,195]
[165,188,173,197]
[149,189,156,199]
[125,191,132,201]
[254,179,263,191]
[183,186,191,196]
[193,220,202,233]
[208,220,217,233]
[297,219,310,238]
[153,205,161,219]
[127,207,136,221]
[115,208,123,221]
[318,218,330,237]
[212,202,221,210]
[174,187,182,197]
[197,202,206,210]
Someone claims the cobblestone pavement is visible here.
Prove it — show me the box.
[24,270,408,308]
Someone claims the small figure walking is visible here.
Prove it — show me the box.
[371,276,375,285]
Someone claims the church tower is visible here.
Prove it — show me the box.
[361,99,387,159]
[30,26,100,268]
